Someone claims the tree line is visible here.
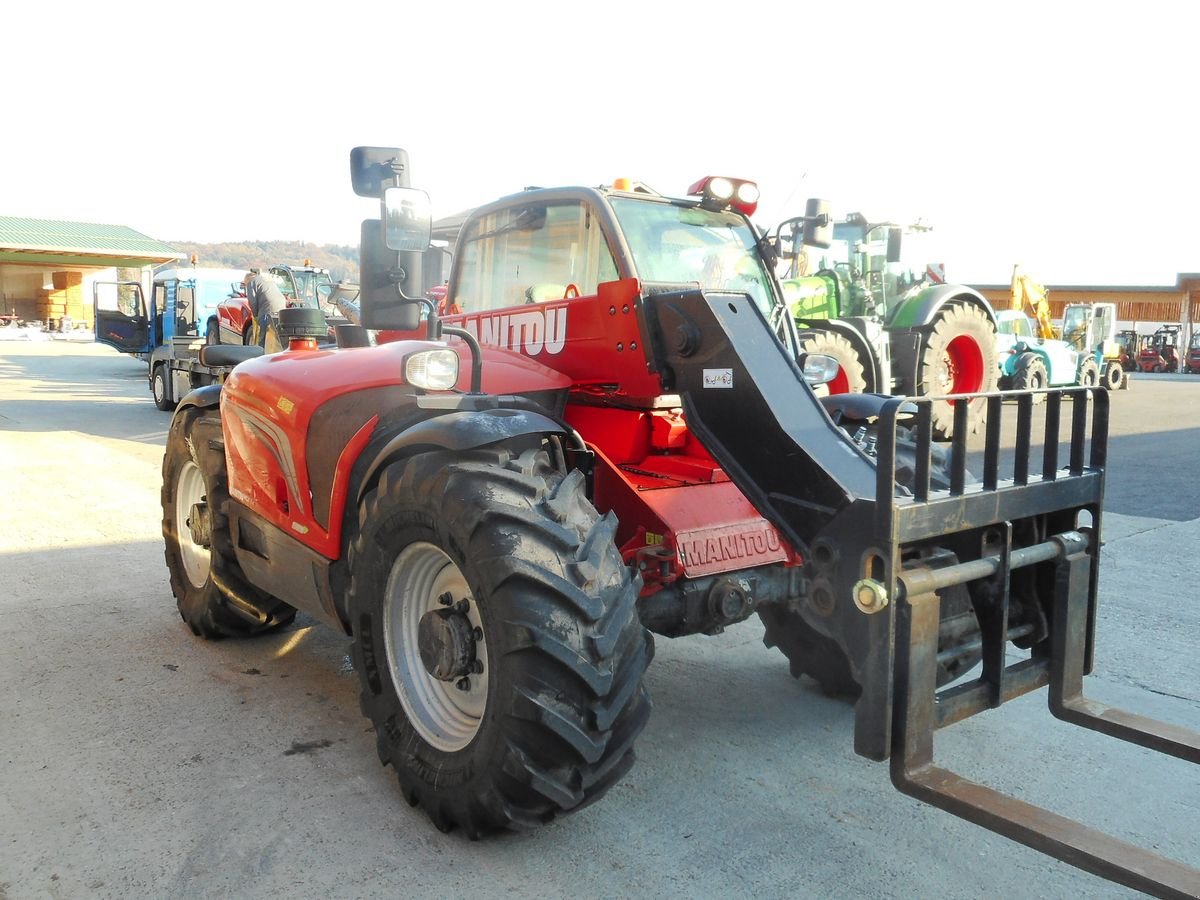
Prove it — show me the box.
[167,240,359,283]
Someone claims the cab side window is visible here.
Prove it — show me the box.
[454,201,617,312]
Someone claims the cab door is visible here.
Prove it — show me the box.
[93,281,152,354]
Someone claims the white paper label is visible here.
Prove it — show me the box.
[703,368,733,389]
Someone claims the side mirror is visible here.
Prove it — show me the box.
[803,198,833,249]
[351,146,410,198]
[359,219,421,331]
[886,227,902,263]
[383,187,433,251]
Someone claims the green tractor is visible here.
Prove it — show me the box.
[774,209,997,440]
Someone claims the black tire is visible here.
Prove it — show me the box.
[917,304,997,441]
[162,407,297,638]
[798,329,868,394]
[1010,352,1048,403]
[348,445,654,836]
[1103,361,1124,391]
[152,364,176,412]
[760,432,979,697]
[1078,358,1099,387]
[205,317,220,347]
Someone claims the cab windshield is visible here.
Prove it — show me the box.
[609,198,775,316]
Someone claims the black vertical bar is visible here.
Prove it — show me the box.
[982,522,1013,708]
[950,401,967,495]
[1014,394,1032,485]
[1042,392,1061,480]
[1090,386,1109,470]
[876,401,899,536]
[983,394,1002,491]
[914,402,931,501]
[1069,389,1088,475]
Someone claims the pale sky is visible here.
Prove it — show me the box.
[4,0,1197,286]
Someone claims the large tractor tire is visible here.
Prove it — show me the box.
[348,444,654,836]
[916,304,996,440]
[798,329,868,394]
[1010,351,1048,402]
[162,407,296,638]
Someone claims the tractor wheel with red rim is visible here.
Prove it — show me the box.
[798,330,868,395]
[917,304,997,441]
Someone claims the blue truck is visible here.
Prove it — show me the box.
[93,266,249,409]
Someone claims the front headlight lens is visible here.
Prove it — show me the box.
[707,177,735,201]
[735,181,760,205]
[405,348,460,390]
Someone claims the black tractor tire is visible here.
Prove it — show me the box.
[1078,358,1100,387]
[798,329,868,394]
[205,317,220,347]
[1010,352,1049,403]
[152,364,176,412]
[1104,361,1124,391]
[348,444,654,836]
[162,407,297,638]
[916,304,997,441]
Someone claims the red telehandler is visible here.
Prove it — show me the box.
[162,147,1199,896]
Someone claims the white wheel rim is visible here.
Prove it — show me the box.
[154,371,165,404]
[383,542,487,752]
[175,460,210,588]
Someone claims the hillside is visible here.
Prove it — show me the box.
[167,240,359,282]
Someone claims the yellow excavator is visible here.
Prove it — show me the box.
[1009,264,1055,339]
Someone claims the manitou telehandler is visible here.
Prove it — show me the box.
[161,148,1199,896]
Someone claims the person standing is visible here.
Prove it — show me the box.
[243,271,288,349]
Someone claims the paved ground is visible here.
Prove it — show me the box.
[1,338,1197,899]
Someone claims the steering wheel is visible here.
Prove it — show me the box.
[563,283,581,299]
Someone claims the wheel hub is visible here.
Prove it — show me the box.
[187,501,212,548]
[417,605,477,681]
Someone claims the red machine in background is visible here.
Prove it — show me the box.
[210,262,336,345]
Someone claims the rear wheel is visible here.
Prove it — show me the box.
[152,364,175,412]
[798,329,868,394]
[1104,361,1124,391]
[1010,352,1048,402]
[917,304,996,440]
[348,444,653,836]
[162,407,296,638]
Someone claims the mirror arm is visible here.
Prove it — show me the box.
[440,325,483,393]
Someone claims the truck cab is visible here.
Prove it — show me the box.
[94,266,249,408]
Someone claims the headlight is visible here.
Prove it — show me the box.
[735,182,760,205]
[405,348,459,390]
[707,177,735,201]
[801,353,840,385]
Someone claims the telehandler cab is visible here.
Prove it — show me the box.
[161,147,1199,896]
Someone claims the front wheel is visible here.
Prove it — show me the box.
[917,304,997,440]
[1078,357,1100,387]
[348,444,653,836]
[205,317,220,347]
[161,408,296,637]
